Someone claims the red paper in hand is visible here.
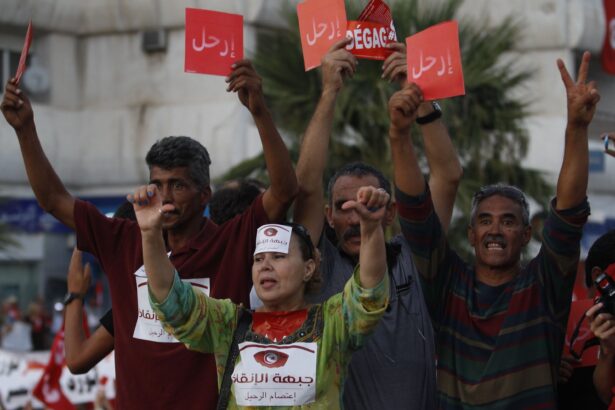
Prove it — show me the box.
[297,0,347,71]
[15,20,33,85]
[346,21,393,60]
[405,21,465,100]
[185,8,243,76]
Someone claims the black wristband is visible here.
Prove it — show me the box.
[416,102,442,125]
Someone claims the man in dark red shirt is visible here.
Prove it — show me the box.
[1,60,297,409]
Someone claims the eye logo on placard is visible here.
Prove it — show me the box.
[264,228,278,237]
[253,350,289,368]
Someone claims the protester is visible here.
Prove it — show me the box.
[585,230,615,407]
[557,230,615,409]
[210,179,266,225]
[0,59,297,409]
[293,38,461,409]
[132,180,389,409]
[390,51,598,408]
[25,298,50,350]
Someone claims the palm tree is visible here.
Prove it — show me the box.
[224,0,552,256]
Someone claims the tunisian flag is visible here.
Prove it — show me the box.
[602,0,615,74]
[32,329,74,410]
[32,312,90,410]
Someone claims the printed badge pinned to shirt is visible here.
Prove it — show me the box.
[185,8,243,76]
[232,342,317,406]
[255,224,292,255]
[297,0,347,71]
[133,254,210,343]
[346,0,397,60]
[405,21,465,100]
[15,20,33,85]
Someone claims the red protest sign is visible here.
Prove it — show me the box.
[405,21,465,100]
[15,20,33,85]
[185,8,243,76]
[297,0,347,71]
[346,21,393,61]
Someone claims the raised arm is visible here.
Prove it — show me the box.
[383,43,462,232]
[388,83,425,196]
[294,38,357,245]
[341,186,389,288]
[226,60,298,222]
[555,52,600,210]
[64,248,114,374]
[1,79,75,228]
[130,185,176,302]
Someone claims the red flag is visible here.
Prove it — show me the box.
[32,330,75,410]
[32,311,91,409]
[602,0,615,74]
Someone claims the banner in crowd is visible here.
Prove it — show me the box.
[185,8,244,76]
[405,21,465,100]
[0,348,115,410]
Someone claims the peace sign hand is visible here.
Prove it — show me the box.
[557,51,600,129]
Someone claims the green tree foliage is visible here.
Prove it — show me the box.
[223,0,552,258]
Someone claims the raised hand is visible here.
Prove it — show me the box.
[341,186,390,233]
[67,248,91,295]
[127,185,174,234]
[587,303,615,356]
[321,37,358,94]
[226,60,267,117]
[382,42,407,84]
[388,82,423,133]
[1,78,34,130]
[557,51,600,129]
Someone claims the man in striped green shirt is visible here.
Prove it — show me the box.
[386,52,599,409]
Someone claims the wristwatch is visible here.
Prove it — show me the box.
[416,101,442,125]
[63,292,84,306]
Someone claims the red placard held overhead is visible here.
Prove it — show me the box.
[185,8,243,76]
[405,21,465,100]
[15,20,33,85]
[297,0,347,71]
[346,21,393,60]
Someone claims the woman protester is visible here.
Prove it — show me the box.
[130,183,390,409]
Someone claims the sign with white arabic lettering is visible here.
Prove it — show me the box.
[232,342,317,406]
[405,21,465,100]
[133,259,210,343]
[185,8,243,76]
[297,0,347,71]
